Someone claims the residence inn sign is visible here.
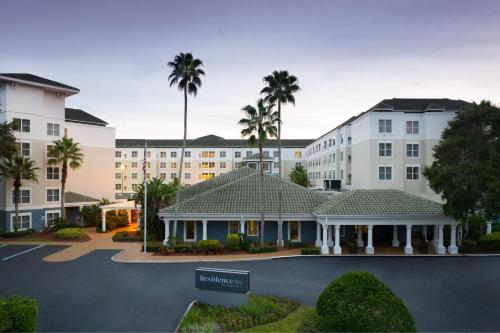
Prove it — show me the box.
[195,267,250,294]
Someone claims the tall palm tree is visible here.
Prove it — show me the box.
[261,70,300,246]
[238,99,277,246]
[0,155,39,231]
[48,137,83,220]
[167,52,205,244]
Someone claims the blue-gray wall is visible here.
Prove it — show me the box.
[1,209,46,232]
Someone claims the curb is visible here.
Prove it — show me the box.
[174,300,196,333]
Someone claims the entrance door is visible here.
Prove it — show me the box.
[185,221,196,242]
[289,221,300,242]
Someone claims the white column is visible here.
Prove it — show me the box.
[366,225,374,255]
[392,225,399,247]
[240,219,245,234]
[315,222,322,247]
[202,220,208,240]
[327,225,333,247]
[163,219,170,245]
[357,225,364,247]
[448,224,458,254]
[404,224,413,255]
[423,225,428,241]
[433,225,439,247]
[321,224,329,255]
[127,210,132,223]
[436,224,446,254]
[457,225,462,246]
[101,209,107,232]
[486,221,492,234]
[334,225,342,255]
[277,221,284,247]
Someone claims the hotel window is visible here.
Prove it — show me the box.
[131,184,138,191]
[46,145,54,158]
[289,221,300,242]
[246,151,252,157]
[406,121,419,134]
[332,139,336,146]
[378,143,392,157]
[115,162,121,169]
[147,162,151,168]
[13,118,30,133]
[171,151,177,158]
[348,137,352,144]
[220,162,226,168]
[185,221,196,241]
[332,153,335,162]
[115,184,122,190]
[160,173,166,179]
[47,123,60,136]
[295,162,302,167]
[348,155,352,163]
[132,151,138,158]
[16,142,30,157]
[340,169,344,179]
[201,162,215,168]
[115,151,122,158]
[147,151,151,158]
[341,135,344,144]
[406,166,420,180]
[185,173,191,179]
[220,151,226,158]
[185,151,191,158]
[12,189,30,204]
[131,162,138,168]
[378,166,392,181]
[329,139,332,147]
[201,151,215,158]
[171,162,177,168]
[46,211,60,226]
[46,189,60,202]
[201,173,215,180]
[332,170,336,179]
[274,162,279,169]
[160,151,167,158]
[115,173,121,179]
[228,221,239,234]
[11,214,31,230]
[160,162,167,169]
[146,173,151,179]
[235,151,241,158]
[47,167,59,180]
[247,220,258,236]
[274,151,279,158]
[170,173,177,180]
[378,119,392,133]
[131,173,138,179]
[185,162,191,168]
[341,152,344,161]
[406,144,419,157]
[295,151,302,159]
[263,150,270,157]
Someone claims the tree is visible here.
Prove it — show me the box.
[261,70,300,246]
[167,52,205,245]
[289,165,310,187]
[239,99,277,246]
[0,155,39,231]
[423,100,500,229]
[48,137,83,220]
[0,121,18,161]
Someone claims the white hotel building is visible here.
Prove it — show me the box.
[0,74,115,232]
[305,98,471,198]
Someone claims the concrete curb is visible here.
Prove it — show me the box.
[174,300,196,333]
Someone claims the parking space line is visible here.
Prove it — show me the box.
[1,245,45,261]
[0,245,7,249]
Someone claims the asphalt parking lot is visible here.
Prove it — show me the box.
[0,244,499,332]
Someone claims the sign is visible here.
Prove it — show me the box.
[195,267,250,294]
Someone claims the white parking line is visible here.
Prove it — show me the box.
[1,245,45,261]
[0,245,7,249]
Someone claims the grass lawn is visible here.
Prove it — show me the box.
[241,306,314,333]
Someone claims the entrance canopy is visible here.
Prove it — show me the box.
[101,200,139,232]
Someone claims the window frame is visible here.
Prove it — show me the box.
[406,120,419,134]
[228,221,240,235]
[377,165,393,181]
[378,142,393,157]
[247,220,258,236]
[46,167,60,180]
[288,221,301,242]
[184,220,197,242]
[406,143,420,158]
[45,210,61,227]
[406,165,420,181]
[12,188,31,205]
[378,119,392,133]
[10,212,31,231]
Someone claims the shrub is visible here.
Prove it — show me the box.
[197,239,221,253]
[301,248,320,255]
[226,234,240,251]
[0,295,38,332]
[142,242,162,253]
[297,307,320,333]
[0,229,35,238]
[239,233,250,251]
[55,228,84,240]
[248,246,277,254]
[460,239,479,253]
[48,217,68,232]
[112,231,143,242]
[316,271,416,332]
[174,244,194,254]
[80,204,101,226]
[285,241,308,248]
[478,232,500,251]
[492,223,500,232]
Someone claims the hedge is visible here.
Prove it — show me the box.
[0,229,35,238]
[55,228,84,240]
[460,232,500,253]
[316,271,416,332]
[197,239,221,252]
[301,248,320,255]
[285,241,309,248]
[112,231,143,242]
[249,246,277,254]
[226,234,240,251]
[142,242,162,253]
[0,295,38,332]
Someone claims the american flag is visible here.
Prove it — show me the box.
[143,144,147,184]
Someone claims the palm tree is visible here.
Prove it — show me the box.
[0,155,39,231]
[167,52,205,244]
[289,165,311,187]
[238,99,277,246]
[261,70,300,246]
[48,137,83,220]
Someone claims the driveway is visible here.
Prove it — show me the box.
[0,245,499,332]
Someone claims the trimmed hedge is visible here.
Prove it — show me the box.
[0,295,38,332]
[316,271,416,332]
[142,242,162,253]
[226,234,240,251]
[301,248,320,255]
[55,228,84,240]
[0,229,35,238]
[249,246,277,254]
[112,231,143,242]
[297,307,320,333]
[197,239,221,252]
[460,232,500,253]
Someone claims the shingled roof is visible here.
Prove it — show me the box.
[313,189,444,216]
[160,167,327,215]
[65,108,108,126]
[0,73,79,92]
[64,191,100,205]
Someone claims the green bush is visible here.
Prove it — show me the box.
[112,231,143,242]
[197,239,221,252]
[492,223,500,232]
[297,307,320,333]
[285,241,309,248]
[301,248,320,255]
[460,239,479,253]
[55,228,84,240]
[80,205,101,226]
[0,295,38,332]
[248,246,277,254]
[0,229,35,238]
[48,217,68,232]
[239,233,250,251]
[316,271,416,332]
[142,241,162,253]
[174,244,194,254]
[478,232,500,251]
[226,234,241,251]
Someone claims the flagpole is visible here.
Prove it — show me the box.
[143,142,148,253]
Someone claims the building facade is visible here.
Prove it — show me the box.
[0,74,115,232]
[114,135,312,198]
[305,98,471,197]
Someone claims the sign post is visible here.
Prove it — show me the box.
[195,267,250,306]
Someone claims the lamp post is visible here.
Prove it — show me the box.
[120,164,125,197]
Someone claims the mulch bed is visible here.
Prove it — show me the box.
[0,231,91,242]
[153,246,297,256]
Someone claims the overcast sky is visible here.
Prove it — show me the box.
[2,0,499,139]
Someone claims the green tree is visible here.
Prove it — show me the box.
[423,100,500,228]
[239,99,277,246]
[48,137,83,220]
[0,121,18,161]
[0,155,39,231]
[261,70,300,246]
[289,165,310,187]
[167,52,205,245]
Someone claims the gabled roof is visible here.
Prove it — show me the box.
[160,167,327,215]
[313,189,444,216]
[0,73,79,93]
[65,108,108,126]
[116,137,314,148]
[64,191,99,205]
